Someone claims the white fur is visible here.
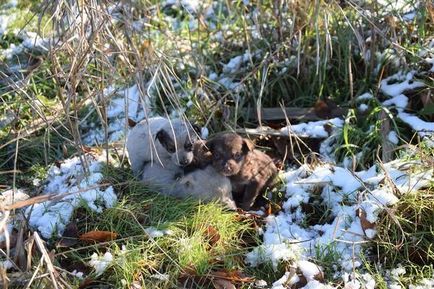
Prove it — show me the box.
[141,163,236,209]
[126,117,196,176]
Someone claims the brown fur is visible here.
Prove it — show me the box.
[207,133,278,210]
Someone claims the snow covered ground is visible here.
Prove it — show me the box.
[1,0,433,287]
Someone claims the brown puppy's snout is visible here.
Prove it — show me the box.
[214,159,239,176]
[223,162,233,175]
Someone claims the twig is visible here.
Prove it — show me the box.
[33,232,59,289]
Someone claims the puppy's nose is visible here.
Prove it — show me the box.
[224,164,232,172]
[180,158,190,166]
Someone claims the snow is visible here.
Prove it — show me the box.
[165,0,201,13]
[255,279,268,287]
[298,260,322,281]
[397,112,434,137]
[246,242,302,270]
[426,57,434,72]
[0,260,13,270]
[379,71,434,139]
[380,71,425,97]
[201,127,209,139]
[301,280,334,289]
[82,82,153,145]
[222,51,255,74]
[356,93,373,101]
[150,273,170,281]
[280,118,344,138]
[89,252,113,276]
[246,160,431,277]
[25,153,117,239]
[218,77,242,91]
[388,131,399,144]
[358,103,369,112]
[382,94,408,109]
[144,227,173,238]
[1,31,49,59]
[71,270,84,279]
[270,271,292,289]
[0,2,432,288]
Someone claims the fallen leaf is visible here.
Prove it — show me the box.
[356,208,375,231]
[204,226,220,247]
[79,231,118,243]
[81,146,94,153]
[211,270,254,283]
[128,118,137,128]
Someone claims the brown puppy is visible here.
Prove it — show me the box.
[207,133,278,210]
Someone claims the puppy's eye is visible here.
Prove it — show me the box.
[167,145,176,153]
[233,152,243,161]
[184,142,193,151]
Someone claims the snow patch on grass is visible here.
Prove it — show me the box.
[25,153,117,239]
[246,159,431,286]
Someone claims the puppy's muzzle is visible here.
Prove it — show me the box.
[220,163,236,176]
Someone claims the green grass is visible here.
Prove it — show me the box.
[49,164,257,288]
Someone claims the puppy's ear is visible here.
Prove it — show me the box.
[191,124,201,135]
[156,129,175,151]
[155,129,168,142]
[205,138,215,152]
[242,138,255,154]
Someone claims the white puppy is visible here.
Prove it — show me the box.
[126,117,199,176]
[141,163,236,209]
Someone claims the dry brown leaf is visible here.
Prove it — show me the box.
[211,270,254,283]
[128,118,137,128]
[356,208,375,231]
[205,226,220,247]
[79,230,118,243]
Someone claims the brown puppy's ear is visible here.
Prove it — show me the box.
[242,138,255,154]
[205,138,216,153]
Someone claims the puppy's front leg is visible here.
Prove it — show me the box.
[240,180,265,211]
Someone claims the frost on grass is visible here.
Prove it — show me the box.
[246,158,432,287]
[25,153,117,239]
